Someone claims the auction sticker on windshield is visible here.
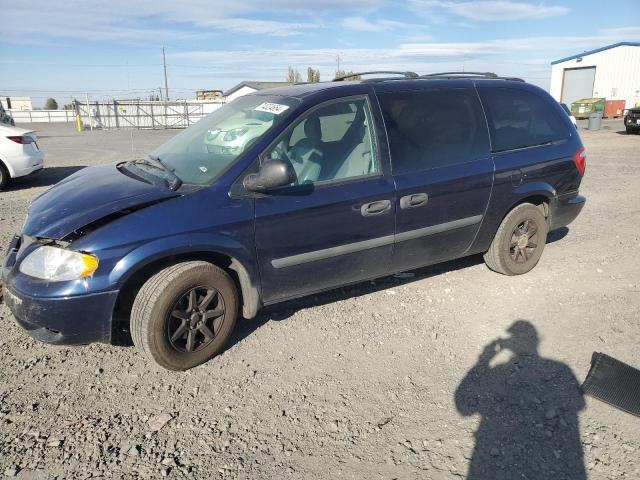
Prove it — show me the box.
[254,103,290,115]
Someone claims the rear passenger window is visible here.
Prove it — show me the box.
[379,88,490,175]
[480,87,569,152]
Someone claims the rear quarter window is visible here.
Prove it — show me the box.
[479,87,569,152]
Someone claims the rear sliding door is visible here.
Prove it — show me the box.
[376,84,494,272]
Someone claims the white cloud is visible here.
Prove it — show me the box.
[0,0,359,41]
[197,18,319,37]
[411,0,569,21]
[341,17,409,32]
[167,27,640,90]
[1,0,575,44]
[402,33,436,42]
[599,26,640,37]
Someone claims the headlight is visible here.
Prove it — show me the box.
[19,246,99,281]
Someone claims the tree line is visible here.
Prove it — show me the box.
[286,66,361,83]
[42,66,363,111]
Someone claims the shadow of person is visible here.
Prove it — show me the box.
[455,320,586,480]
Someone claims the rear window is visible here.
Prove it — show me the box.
[480,87,569,152]
[379,88,490,175]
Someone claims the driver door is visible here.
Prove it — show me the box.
[251,95,396,304]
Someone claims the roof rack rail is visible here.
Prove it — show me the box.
[419,71,525,82]
[421,71,498,78]
[333,70,419,82]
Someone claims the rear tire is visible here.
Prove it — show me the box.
[0,161,9,190]
[131,261,238,370]
[484,203,549,276]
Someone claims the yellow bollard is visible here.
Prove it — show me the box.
[75,114,83,132]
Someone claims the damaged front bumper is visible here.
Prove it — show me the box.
[2,235,118,345]
[3,285,117,344]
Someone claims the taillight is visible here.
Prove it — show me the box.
[574,147,586,176]
[6,135,34,144]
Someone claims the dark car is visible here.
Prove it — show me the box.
[624,107,640,134]
[2,71,586,370]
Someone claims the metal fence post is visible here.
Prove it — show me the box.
[113,100,120,129]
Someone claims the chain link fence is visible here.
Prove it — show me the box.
[75,100,225,129]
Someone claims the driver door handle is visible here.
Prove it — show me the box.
[400,193,429,209]
[361,200,391,217]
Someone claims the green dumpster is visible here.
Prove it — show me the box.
[571,98,605,119]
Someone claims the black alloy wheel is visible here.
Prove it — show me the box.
[167,286,226,353]
[509,219,540,264]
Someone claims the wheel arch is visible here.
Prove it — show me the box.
[470,183,555,254]
[509,194,550,220]
[510,181,556,221]
[0,156,13,178]
[112,247,261,339]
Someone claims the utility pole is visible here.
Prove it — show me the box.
[162,46,169,102]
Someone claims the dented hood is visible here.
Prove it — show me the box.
[23,164,180,240]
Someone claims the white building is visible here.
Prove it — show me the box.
[550,42,640,110]
[0,96,33,111]
[223,81,294,102]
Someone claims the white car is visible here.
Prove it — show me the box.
[0,125,44,189]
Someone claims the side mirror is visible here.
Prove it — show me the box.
[243,158,297,192]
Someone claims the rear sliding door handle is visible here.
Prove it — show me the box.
[361,200,392,216]
[400,193,429,209]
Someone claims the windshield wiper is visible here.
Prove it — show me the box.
[132,155,182,191]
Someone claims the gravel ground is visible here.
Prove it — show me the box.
[0,121,639,479]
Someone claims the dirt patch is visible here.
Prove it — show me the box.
[1,121,639,479]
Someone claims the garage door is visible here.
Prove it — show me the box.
[561,67,596,107]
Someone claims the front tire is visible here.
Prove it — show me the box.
[484,203,549,276]
[131,261,238,370]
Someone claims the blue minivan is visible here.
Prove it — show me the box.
[2,72,586,370]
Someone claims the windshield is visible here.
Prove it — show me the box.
[145,94,299,186]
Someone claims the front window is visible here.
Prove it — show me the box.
[264,96,378,186]
[134,95,299,186]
